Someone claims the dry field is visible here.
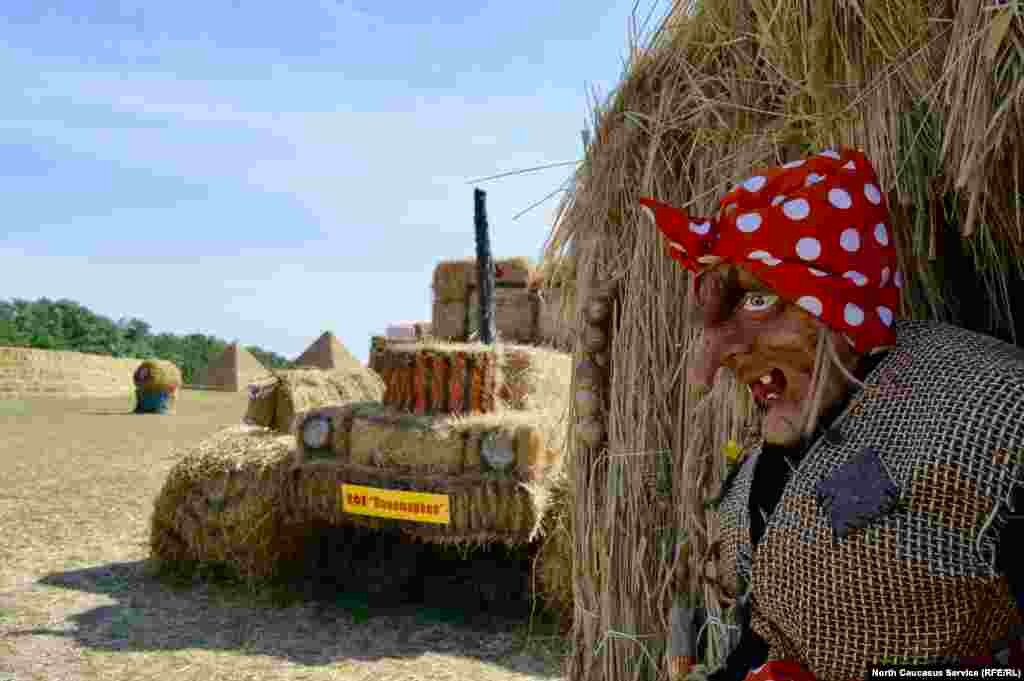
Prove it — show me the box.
[0,390,565,681]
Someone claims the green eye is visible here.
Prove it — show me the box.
[742,292,778,311]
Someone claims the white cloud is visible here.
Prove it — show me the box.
[14,71,585,249]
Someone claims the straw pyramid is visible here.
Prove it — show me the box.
[293,331,362,370]
[202,342,271,392]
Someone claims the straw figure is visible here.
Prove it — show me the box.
[540,3,1024,681]
[133,359,182,414]
[641,149,1024,680]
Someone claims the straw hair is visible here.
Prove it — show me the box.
[827,332,866,389]
[800,326,830,440]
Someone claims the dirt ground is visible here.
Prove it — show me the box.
[0,390,565,681]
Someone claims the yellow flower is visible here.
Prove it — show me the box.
[723,439,744,465]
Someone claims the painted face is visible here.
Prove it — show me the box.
[688,264,861,447]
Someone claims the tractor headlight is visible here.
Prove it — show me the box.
[480,431,515,472]
[302,415,331,450]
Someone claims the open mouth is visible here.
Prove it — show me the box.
[748,368,788,408]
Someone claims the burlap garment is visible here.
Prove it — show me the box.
[717,320,1024,680]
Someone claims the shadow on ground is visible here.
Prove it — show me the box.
[10,534,565,676]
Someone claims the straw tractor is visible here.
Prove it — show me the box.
[150,254,575,617]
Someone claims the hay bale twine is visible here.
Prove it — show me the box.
[133,359,182,414]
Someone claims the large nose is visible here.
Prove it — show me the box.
[686,323,749,389]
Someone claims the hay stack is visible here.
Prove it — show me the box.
[133,359,182,414]
[244,367,384,433]
[293,331,362,371]
[200,343,270,392]
[537,2,1024,678]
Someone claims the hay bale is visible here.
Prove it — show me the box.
[536,287,575,350]
[243,376,280,427]
[134,359,182,392]
[534,470,573,623]
[432,257,534,304]
[149,425,304,583]
[272,368,384,433]
[293,400,564,481]
[498,346,573,415]
[373,342,571,419]
[431,300,468,341]
[336,402,558,478]
[348,407,465,473]
[285,459,553,546]
[133,359,182,414]
[377,342,497,414]
[0,346,142,398]
[368,336,387,373]
[467,287,538,343]
[436,292,530,343]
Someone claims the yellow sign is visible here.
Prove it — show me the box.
[340,484,450,525]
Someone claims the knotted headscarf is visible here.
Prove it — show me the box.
[640,148,901,354]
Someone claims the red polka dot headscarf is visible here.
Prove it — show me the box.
[640,148,902,354]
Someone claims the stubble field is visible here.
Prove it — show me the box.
[0,390,564,681]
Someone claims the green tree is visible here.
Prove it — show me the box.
[0,297,293,384]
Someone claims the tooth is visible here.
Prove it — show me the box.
[760,374,773,384]
[766,393,779,401]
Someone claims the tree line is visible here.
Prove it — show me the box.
[0,298,292,384]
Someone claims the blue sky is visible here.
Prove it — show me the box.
[1,1,664,362]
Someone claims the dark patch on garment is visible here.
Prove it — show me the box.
[815,446,901,540]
